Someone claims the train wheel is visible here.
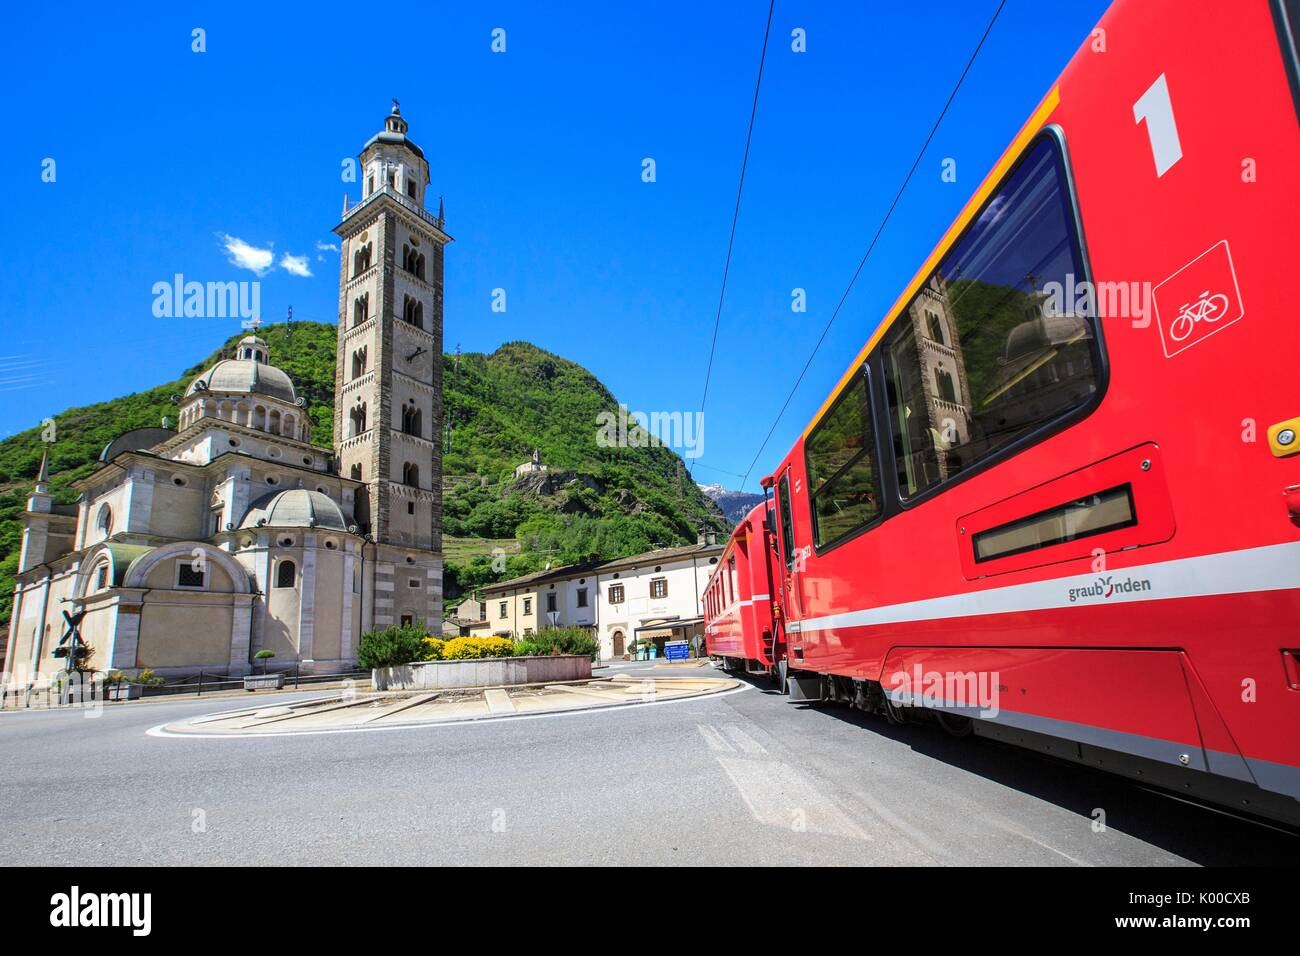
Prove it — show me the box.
[936,711,974,738]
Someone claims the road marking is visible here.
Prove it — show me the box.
[715,756,869,840]
[698,724,733,753]
[146,682,754,740]
[723,724,768,755]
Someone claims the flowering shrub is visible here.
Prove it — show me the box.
[441,637,517,660]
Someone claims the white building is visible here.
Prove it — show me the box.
[468,537,722,659]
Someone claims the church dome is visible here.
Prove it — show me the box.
[239,489,352,532]
[186,335,299,405]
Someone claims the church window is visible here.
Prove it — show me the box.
[403,296,424,329]
[406,180,416,199]
[926,310,948,346]
[407,501,415,515]
[352,243,372,277]
[400,614,414,627]
[95,504,113,537]
[95,564,108,592]
[210,508,224,535]
[350,463,362,481]
[176,559,206,590]
[401,402,422,437]
[349,403,367,437]
[408,578,421,589]
[352,346,368,379]
[402,462,420,487]
[353,294,370,327]
[275,560,296,589]
[934,366,957,403]
[367,175,374,196]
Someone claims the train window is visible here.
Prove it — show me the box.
[805,371,881,549]
[882,135,1100,501]
[776,473,795,569]
[973,484,1136,563]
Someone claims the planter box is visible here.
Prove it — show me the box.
[243,673,286,691]
[107,683,142,701]
[373,655,592,691]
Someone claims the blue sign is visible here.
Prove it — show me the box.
[665,641,689,661]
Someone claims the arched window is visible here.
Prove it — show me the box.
[352,243,372,277]
[351,346,368,379]
[352,293,369,327]
[275,560,296,589]
[934,367,957,403]
[349,403,367,437]
[403,296,424,329]
[402,462,419,487]
[401,403,422,437]
[95,504,113,537]
[414,253,425,281]
[350,463,362,480]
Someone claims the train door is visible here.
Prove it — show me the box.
[772,469,806,670]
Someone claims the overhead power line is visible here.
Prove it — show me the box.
[690,0,777,479]
[739,0,1008,491]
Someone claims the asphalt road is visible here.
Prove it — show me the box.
[1,661,1295,866]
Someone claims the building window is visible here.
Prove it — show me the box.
[523,598,532,615]
[176,559,206,590]
[650,578,667,600]
[499,601,508,619]
[401,402,423,437]
[575,587,588,608]
[209,508,224,535]
[400,614,414,627]
[409,578,421,589]
[524,628,533,636]
[402,462,420,487]
[609,583,624,605]
[95,564,108,592]
[352,346,368,378]
[350,463,362,481]
[275,560,296,589]
[352,294,370,327]
[883,135,1098,501]
[349,403,367,437]
[95,504,113,537]
[407,501,415,515]
[546,592,557,613]
[352,243,372,277]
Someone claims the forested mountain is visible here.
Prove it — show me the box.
[0,323,726,629]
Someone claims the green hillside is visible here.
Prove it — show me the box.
[0,322,726,629]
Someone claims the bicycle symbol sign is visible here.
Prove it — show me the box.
[1151,240,1245,358]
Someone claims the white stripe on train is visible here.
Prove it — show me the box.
[784,541,1300,634]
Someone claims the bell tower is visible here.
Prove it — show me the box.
[333,102,451,631]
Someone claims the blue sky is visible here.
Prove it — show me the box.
[3,0,1109,490]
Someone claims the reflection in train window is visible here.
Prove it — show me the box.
[883,135,1100,500]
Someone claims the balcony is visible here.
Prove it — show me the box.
[342,185,447,235]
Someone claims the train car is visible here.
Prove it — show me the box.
[755,0,1300,825]
[703,503,784,678]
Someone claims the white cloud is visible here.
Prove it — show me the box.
[279,253,313,278]
[315,241,339,252]
[218,233,274,275]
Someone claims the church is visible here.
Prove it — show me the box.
[3,105,449,681]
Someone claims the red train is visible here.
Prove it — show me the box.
[705,0,1300,826]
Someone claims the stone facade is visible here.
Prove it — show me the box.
[2,107,449,689]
